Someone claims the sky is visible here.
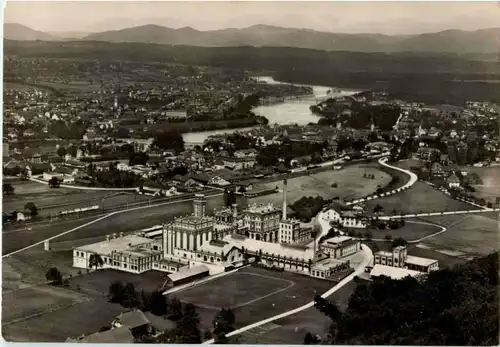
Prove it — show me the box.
[4,1,500,35]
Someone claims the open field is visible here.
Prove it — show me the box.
[232,281,358,344]
[3,181,150,215]
[2,295,125,342]
[250,164,392,206]
[2,194,225,255]
[368,220,442,241]
[365,181,473,214]
[462,166,500,202]
[68,269,168,296]
[417,213,500,256]
[1,267,170,342]
[174,266,333,332]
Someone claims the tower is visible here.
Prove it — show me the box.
[282,179,288,220]
[193,194,206,218]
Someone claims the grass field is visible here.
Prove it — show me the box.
[368,220,442,241]
[250,164,392,206]
[365,181,473,214]
[3,181,150,216]
[2,194,224,255]
[174,266,333,332]
[417,213,499,256]
[1,267,170,342]
[232,281,358,344]
[462,166,500,202]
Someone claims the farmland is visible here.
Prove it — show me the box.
[365,181,473,215]
[250,164,392,206]
[462,166,500,202]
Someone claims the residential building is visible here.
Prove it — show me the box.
[447,173,461,188]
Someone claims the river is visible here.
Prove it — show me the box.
[182,76,361,144]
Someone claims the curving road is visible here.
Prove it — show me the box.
[29,176,138,191]
[346,157,418,206]
[378,208,499,220]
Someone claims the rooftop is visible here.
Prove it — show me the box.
[114,309,150,329]
[370,264,422,280]
[165,264,210,284]
[312,257,347,271]
[324,236,355,245]
[68,326,134,344]
[223,234,315,261]
[173,215,215,225]
[405,255,438,267]
[76,235,153,255]
[244,203,280,215]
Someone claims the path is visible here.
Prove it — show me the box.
[346,157,418,206]
[203,244,372,344]
[378,208,499,220]
[365,220,448,244]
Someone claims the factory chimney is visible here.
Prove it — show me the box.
[282,178,288,220]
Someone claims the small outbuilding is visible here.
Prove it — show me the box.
[161,264,210,289]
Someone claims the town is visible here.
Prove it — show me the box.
[2,3,500,345]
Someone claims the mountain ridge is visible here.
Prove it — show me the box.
[4,23,500,54]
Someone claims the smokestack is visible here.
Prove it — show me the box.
[232,203,238,219]
[282,178,288,220]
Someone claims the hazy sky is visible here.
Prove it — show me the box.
[4,1,500,35]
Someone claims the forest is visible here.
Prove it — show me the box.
[312,252,499,345]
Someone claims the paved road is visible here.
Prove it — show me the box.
[365,220,448,244]
[378,208,499,220]
[346,157,418,206]
[203,244,373,344]
[29,177,138,191]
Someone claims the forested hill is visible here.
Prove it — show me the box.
[320,252,499,345]
[5,40,500,104]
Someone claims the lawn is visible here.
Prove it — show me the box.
[2,284,90,325]
[368,220,442,242]
[67,269,168,296]
[2,297,125,342]
[365,181,473,215]
[462,166,500,202]
[173,266,333,332]
[176,272,294,310]
[232,281,358,344]
[417,213,500,256]
[250,164,392,206]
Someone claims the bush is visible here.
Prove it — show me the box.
[331,182,338,188]
[45,267,63,285]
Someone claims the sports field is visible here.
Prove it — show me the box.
[365,181,473,214]
[174,266,333,331]
[232,281,358,344]
[250,164,392,206]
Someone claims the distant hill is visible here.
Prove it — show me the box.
[5,23,499,54]
[48,31,92,39]
[3,23,62,41]
[81,24,500,55]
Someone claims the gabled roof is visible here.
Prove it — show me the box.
[115,309,150,329]
[68,326,134,343]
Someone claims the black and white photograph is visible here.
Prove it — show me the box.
[1,1,499,344]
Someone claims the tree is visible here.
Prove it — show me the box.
[88,253,104,270]
[57,147,67,158]
[24,202,38,217]
[153,131,185,152]
[373,204,384,214]
[174,303,201,343]
[3,183,14,195]
[213,308,235,336]
[392,237,408,248]
[45,267,63,285]
[48,176,60,188]
[122,282,139,308]
[168,296,183,320]
[151,290,168,316]
[67,145,78,158]
[129,152,149,166]
[109,281,125,303]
